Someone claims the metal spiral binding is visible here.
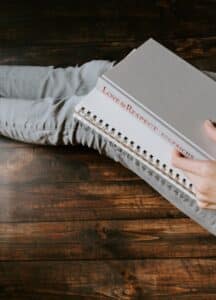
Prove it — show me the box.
[79,106,194,194]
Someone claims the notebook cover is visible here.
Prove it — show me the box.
[102,38,216,159]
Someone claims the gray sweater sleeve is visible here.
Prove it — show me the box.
[0,59,115,145]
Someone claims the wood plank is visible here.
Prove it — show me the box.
[0,0,215,19]
[0,259,216,299]
[0,219,215,261]
[0,1,215,48]
[0,145,139,183]
[0,37,215,71]
[0,295,215,300]
[0,294,215,300]
[0,179,182,222]
[0,141,184,223]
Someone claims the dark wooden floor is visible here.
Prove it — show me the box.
[0,1,216,299]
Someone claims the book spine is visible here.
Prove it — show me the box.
[96,76,207,160]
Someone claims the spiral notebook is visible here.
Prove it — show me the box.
[74,38,216,213]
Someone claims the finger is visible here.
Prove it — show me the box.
[204,120,216,142]
[171,149,206,176]
[183,171,213,197]
[197,200,216,210]
[196,194,216,206]
[194,186,216,206]
[183,171,202,192]
[197,200,209,208]
[183,170,201,184]
[183,171,208,194]
[196,190,208,201]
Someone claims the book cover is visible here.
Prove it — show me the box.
[101,38,216,160]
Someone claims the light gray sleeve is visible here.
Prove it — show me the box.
[0,60,115,99]
[0,59,115,145]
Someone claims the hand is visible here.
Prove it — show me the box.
[171,120,216,209]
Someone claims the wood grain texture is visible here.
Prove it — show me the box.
[0,0,216,299]
[1,259,216,299]
[0,219,215,261]
[1,37,216,70]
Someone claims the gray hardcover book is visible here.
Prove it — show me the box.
[102,38,216,160]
